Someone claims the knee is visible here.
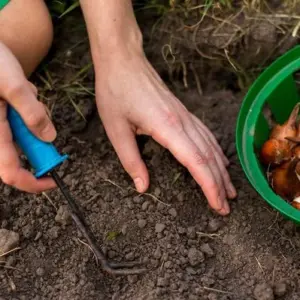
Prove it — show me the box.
[0,0,54,76]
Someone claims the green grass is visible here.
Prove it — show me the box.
[40,0,300,115]
[48,0,80,17]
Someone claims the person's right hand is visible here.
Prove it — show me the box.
[0,42,57,193]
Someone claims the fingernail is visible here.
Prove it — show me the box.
[228,184,237,198]
[217,195,223,210]
[225,157,230,165]
[134,178,144,193]
[220,201,230,215]
[41,123,56,141]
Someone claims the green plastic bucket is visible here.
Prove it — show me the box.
[236,45,300,224]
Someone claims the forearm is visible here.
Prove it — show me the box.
[80,0,143,67]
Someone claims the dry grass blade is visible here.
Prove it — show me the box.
[69,62,93,83]
[0,247,21,258]
[77,238,98,265]
[129,187,171,206]
[196,232,221,239]
[255,256,265,275]
[102,178,124,191]
[67,94,87,122]
[42,192,57,210]
[202,286,234,295]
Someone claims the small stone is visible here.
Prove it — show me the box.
[157,203,165,211]
[187,227,196,239]
[168,208,177,217]
[125,252,135,261]
[253,283,274,300]
[142,201,150,211]
[154,187,161,196]
[157,277,169,287]
[177,192,185,202]
[201,276,215,286]
[121,225,127,235]
[273,282,287,297]
[22,224,33,239]
[5,256,15,267]
[155,223,166,233]
[200,243,214,257]
[164,261,172,269]
[186,267,197,275]
[178,227,186,234]
[70,273,78,284]
[208,293,218,300]
[127,275,138,284]
[48,226,60,240]
[223,234,235,246]
[0,229,19,255]
[188,247,204,266]
[207,219,221,233]
[35,206,42,216]
[108,250,116,259]
[63,174,73,186]
[55,205,72,226]
[36,267,45,277]
[133,196,142,204]
[34,232,42,241]
[127,200,134,210]
[138,219,147,228]
[153,247,162,259]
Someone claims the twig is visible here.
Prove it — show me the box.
[272,265,276,286]
[202,286,234,295]
[180,59,188,88]
[86,193,101,204]
[189,64,203,96]
[102,179,124,191]
[0,247,21,257]
[0,265,19,270]
[42,192,57,211]
[129,187,171,207]
[255,256,265,275]
[196,232,221,239]
[77,238,98,265]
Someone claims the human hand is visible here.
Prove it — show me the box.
[95,50,237,216]
[0,42,57,193]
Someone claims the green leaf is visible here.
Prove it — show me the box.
[107,231,121,241]
[59,1,80,18]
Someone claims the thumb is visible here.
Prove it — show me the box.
[105,120,149,193]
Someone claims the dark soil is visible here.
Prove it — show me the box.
[1,7,300,300]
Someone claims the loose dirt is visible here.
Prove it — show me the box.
[1,6,300,300]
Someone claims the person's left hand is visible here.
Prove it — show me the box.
[94,50,236,216]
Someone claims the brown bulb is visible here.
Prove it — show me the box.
[271,159,300,201]
[291,197,300,210]
[270,103,299,141]
[260,139,291,165]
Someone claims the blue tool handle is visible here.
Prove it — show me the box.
[7,105,68,178]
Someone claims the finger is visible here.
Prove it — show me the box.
[183,120,229,215]
[192,120,237,200]
[0,100,55,193]
[28,81,38,96]
[191,114,229,166]
[104,119,149,193]
[0,167,56,193]
[3,80,56,142]
[13,142,22,156]
[152,116,226,215]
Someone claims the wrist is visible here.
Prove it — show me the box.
[89,27,144,68]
